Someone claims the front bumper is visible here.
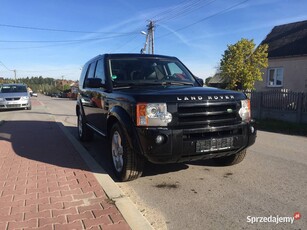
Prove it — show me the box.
[136,122,256,163]
[0,100,31,110]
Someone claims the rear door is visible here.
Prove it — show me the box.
[89,58,108,134]
[81,60,98,126]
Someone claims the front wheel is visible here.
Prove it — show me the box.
[214,149,247,166]
[110,123,144,181]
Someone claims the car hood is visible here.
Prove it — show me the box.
[113,85,246,103]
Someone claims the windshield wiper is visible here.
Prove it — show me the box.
[161,81,194,86]
[113,81,162,88]
[113,81,194,88]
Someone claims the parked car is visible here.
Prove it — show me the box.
[0,83,32,110]
[76,54,256,181]
[31,92,38,97]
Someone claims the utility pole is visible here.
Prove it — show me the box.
[148,20,154,54]
[141,20,155,54]
[13,69,17,83]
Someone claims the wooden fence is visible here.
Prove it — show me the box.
[246,90,307,123]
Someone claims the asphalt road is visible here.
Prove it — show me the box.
[2,94,306,230]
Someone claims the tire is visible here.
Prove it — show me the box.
[77,110,93,141]
[214,149,247,166]
[110,123,144,181]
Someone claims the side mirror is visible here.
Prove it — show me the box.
[195,77,204,86]
[85,78,105,88]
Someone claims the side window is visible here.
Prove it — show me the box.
[80,63,89,89]
[168,62,183,75]
[167,62,188,80]
[95,59,105,84]
[87,61,97,80]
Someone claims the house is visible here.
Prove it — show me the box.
[207,73,229,89]
[255,20,307,92]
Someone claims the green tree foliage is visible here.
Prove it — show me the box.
[220,38,268,90]
[18,76,57,93]
[2,76,60,94]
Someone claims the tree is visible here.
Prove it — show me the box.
[220,38,268,90]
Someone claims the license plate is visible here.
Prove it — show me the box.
[7,101,19,104]
[196,137,234,153]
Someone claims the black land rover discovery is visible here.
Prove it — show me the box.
[76,53,256,181]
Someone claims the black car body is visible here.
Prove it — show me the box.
[76,54,256,181]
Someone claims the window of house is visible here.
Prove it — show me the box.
[267,67,283,87]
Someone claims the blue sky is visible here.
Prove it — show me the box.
[0,0,306,81]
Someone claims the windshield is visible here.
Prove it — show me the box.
[0,85,27,93]
[109,58,195,87]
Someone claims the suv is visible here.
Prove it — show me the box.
[76,54,256,181]
[0,83,31,110]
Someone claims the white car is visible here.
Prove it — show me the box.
[0,83,32,110]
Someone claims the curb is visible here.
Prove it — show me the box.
[55,120,153,230]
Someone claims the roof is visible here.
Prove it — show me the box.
[261,20,307,58]
[83,53,179,67]
[104,53,177,60]
[208,74,222,84]
[208,73,229,84]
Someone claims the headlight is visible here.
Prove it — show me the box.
[239,99,251,122]
[136,103,172,126]
[0,97,4,101]
[21,96,29,100]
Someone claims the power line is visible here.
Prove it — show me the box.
[157,0,249,39]
[0,23,136,35]
[0,41,84,50]
[0,33,137,43]
[110,34,139,53]
[0,60,79,75]
[17,68,79,73]
[154,0,218,23]
[152,0,201,22]
[0,61,17,81]
[0,60,12,71]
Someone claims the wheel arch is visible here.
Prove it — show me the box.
[107,106,133,137]
[107,106,142,155]
[76,99,82,116]
[76,104,80,116]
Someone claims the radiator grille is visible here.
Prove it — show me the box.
[5,97,21,101]
[177,101,241,127]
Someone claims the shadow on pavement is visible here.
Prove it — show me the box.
[0,120,98,173]
[0,119,222,181]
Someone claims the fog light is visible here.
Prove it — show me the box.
[155,135,165,144]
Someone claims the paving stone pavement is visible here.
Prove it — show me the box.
[0,118,131,230]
